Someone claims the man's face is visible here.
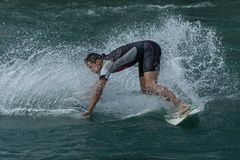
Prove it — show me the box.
[87,60,102,74]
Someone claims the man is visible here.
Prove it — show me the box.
[83,40,190,116]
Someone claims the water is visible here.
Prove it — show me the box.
[0,0,239,159]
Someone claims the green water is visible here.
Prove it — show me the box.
[0,0,239,159]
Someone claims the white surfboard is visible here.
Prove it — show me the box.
[164,106,202,126]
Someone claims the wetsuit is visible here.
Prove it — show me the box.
[100,40,161,80]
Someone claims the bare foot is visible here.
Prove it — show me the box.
[179,103,190,115]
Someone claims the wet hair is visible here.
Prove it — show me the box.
[84,52,106,64]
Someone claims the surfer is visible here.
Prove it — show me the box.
[83,40,190,116]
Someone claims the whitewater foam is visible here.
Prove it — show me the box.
[44,2,216,18]
[0,15,236,119]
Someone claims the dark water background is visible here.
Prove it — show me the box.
[0,0,240,159]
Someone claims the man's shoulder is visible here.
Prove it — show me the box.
[100,60,113,77]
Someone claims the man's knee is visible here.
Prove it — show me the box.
[144,83,155,90]
[142,83,156,94]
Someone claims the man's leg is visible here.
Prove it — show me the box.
[139,76,146,93]
[143,71,190,114]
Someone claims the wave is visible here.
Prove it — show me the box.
[179,2,215,9]
[50,2,216,18]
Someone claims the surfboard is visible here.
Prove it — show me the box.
[164,106,202,126]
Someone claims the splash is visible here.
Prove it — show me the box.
[94,16,237,117]
[0,42,95,117]
[0,15,235,119]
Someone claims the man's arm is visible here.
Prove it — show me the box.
[83,78,107,116]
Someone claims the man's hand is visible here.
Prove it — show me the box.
[82,111,92,118]
[86,78,107,113]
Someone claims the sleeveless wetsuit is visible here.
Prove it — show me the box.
[100,40,161,80]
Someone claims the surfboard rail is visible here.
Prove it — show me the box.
[164,106,202,126]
